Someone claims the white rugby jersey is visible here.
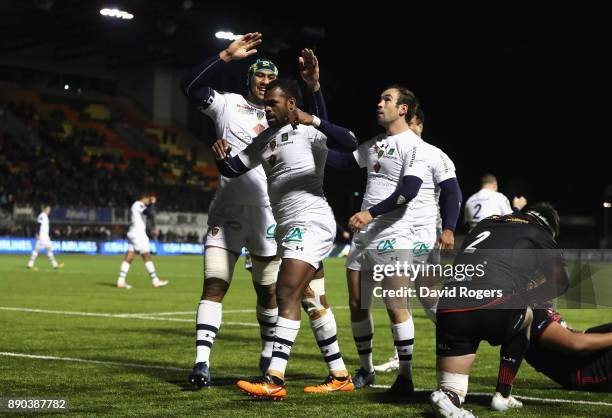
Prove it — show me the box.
[352,129,428,231]
[238,124,331,224]
[464,188,512,229]
[409,140,457,228]
[128,201,147,236]
[200,91,270,206]
[37,212,50,239]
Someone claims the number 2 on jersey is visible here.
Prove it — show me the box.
[464,231,491,253]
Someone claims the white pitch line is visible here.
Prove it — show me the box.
[371,385,612,407]
[0,352,189,372]
[0,307,258,327]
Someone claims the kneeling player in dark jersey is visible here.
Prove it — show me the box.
[430,203,569,417]
[526,307,612,391]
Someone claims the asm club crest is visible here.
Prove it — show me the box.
[269,139,277,151]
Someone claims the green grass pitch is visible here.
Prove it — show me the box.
[1,254,611,416]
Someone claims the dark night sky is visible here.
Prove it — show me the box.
[258,9,611,227]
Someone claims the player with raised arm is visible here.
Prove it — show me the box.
[213,78,357,399]
[116,193,168,289]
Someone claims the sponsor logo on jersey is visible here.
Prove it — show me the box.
[266,224,276,239]
[281,132,289,142]
[269,139,277,151]
[387,148,395,155]
[412,242,430,256]
[257,110,265,120]
[376,238,396,255]
[236,103,256,115]
[282,227,304,243]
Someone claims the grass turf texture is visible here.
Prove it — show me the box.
[1,254,611,417]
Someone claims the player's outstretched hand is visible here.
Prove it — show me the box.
[513,196,528,210]
[349,210,373,232]
[438,229,455,250]
[212,139,232,160]
[221,32,262,62]
[288,108,314,129]
[299,48,320,92]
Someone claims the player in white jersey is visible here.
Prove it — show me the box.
[181,33,281,387]
[326,85,441,396]
[464,174,527,229]
[370,109,463,374]
[115,193,168,289]
[213,79,357,399]
[181,36,338,388]
[27,205,63,270]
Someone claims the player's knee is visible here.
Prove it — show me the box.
[387,308,410,324]
[301,278,326,314]
[203,278,229,302]
[204,247,237,284]
[254,283,276,307]
[276,285,302,307]
[251,256,280,286]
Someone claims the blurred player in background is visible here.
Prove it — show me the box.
[115,193,168,289]
[464,174,527,230]
[27,205,63,270]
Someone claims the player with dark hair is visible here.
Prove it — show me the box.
[213,78,358,399]
[431,203,569,417]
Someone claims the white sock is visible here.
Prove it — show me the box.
[311,309,346,373]
[28,250,38,267]
[438,371,469,403]
[256,305,278,358]
[195,300,222,364]
[352,316,374,372]
[392,317,415,379]
[117,261,130,283]
[268,316,301,375]
[144,261,159,281]
[48,251,58,268]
